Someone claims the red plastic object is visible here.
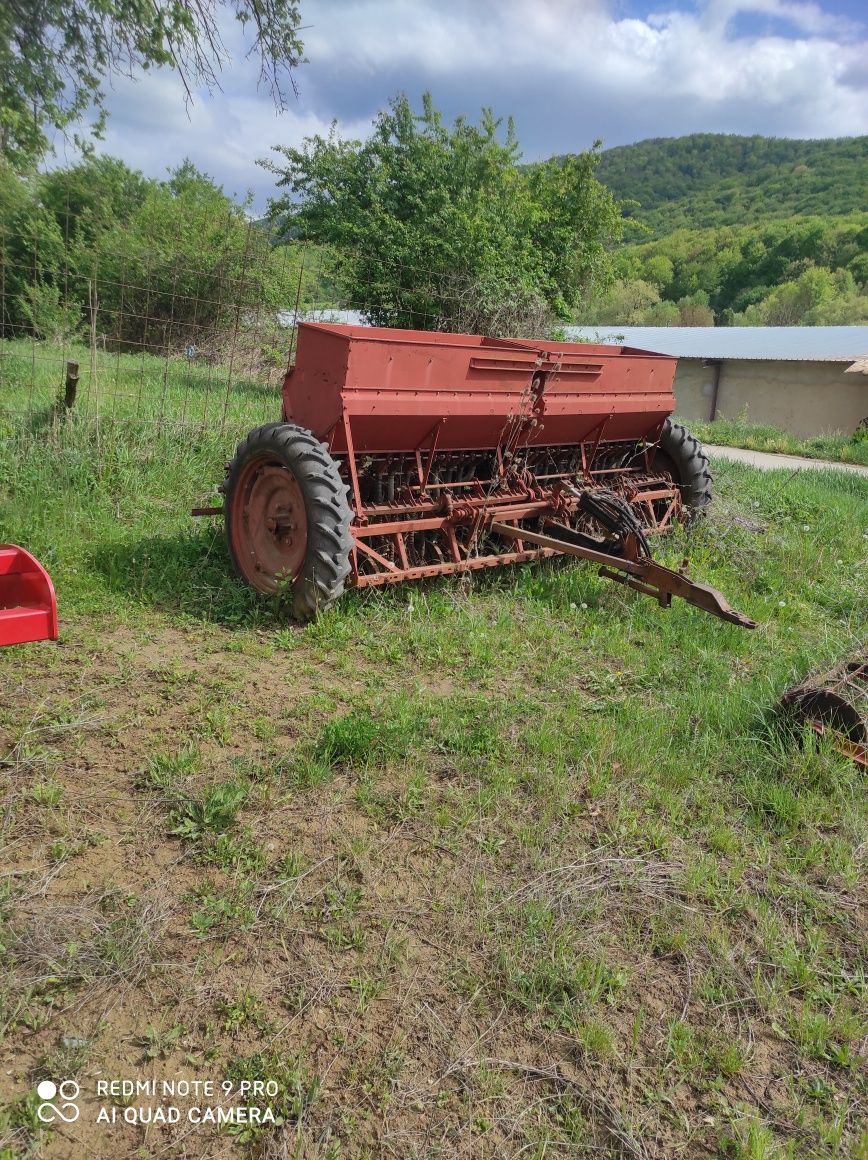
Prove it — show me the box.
[282,323,677,453]
[0,545,59,646]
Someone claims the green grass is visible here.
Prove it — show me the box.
[687,414,868,466]
[0,397,866,1158]
[0,337,278,432]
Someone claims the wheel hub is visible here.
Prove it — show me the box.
[230,459,308,592]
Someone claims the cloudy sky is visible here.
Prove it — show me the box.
[57,0,868,211]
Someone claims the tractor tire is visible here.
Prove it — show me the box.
[222,422,353,621]
[659,418,713,519]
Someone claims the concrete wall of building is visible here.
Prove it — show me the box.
[673,358,868,438]
[672,360,714,424]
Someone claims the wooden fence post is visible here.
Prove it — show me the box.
[64,361,79,410]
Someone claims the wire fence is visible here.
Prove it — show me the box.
[2,228,335,437]
[0,215,569,442]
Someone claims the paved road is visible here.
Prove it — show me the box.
[704,443,868,478]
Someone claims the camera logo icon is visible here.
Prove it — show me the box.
[36,1079,80,1123]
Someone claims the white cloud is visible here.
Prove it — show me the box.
[67,0,866,209]
[705,0,859,37]
[96,76,369,201]
[303,0,866,114]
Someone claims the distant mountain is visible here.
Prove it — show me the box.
[593,133,868,237]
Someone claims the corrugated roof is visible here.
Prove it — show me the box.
[564,325,868,362]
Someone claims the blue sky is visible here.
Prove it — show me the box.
[59,0,868,211]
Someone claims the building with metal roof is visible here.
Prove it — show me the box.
[565,326,868,438]
[565,326,868,363]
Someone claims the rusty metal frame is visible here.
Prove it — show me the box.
[328,427,754,627]
[205,324,757,629]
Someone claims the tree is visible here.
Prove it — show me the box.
[641,254,674,289]
[1,0,304,168]
[1,155,298,354]
[90,161,297,351]
[736,267,868,326]
[1,156,151,336]
[39,156,149,244]
[583,279,661,325]
[677,299,715,326]
[594,133,868,235]
[0,162,65,333]
[264,93,624,334]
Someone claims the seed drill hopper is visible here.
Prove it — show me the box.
[209,323,755,628]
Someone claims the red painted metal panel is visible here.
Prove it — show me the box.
[0,545,59,646]
[282,323,677,454]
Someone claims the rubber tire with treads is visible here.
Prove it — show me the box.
[223,422,353,621]
[659,418,713,518]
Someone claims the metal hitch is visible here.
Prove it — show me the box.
[489,521,757,629]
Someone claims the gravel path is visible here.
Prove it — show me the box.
[704,443,868,478]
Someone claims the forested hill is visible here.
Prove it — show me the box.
[594,134,868,236]
[575,134,868,326]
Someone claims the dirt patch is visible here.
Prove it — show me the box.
[1,607,865,1159]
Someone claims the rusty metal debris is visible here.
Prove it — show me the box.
[780,649,868,767]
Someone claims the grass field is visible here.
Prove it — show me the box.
[0,339,279,434]
[689,417,868,468]
[1,358,867,1158]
